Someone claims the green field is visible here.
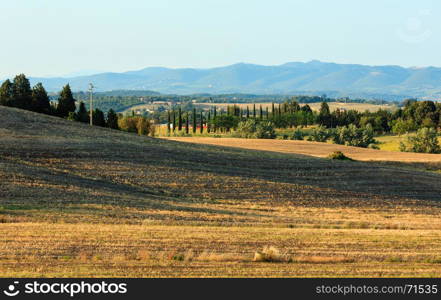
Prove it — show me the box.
[1,106,441,277]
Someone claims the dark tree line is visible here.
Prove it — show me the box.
[0,74,120,130]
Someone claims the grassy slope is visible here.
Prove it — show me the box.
[1,106,441,277]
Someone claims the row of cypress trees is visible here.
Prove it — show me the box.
[166,102,313,134]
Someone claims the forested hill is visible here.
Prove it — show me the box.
[25,60,441,100]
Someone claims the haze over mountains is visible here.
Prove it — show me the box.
[28,60,441,100]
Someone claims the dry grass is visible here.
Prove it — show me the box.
[1,106,441,277]
[253,246,288,262]
[164,137,441,163]
[1,223,441,277]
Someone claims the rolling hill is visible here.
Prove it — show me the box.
[25,60,441,99]
[2,106,441,277]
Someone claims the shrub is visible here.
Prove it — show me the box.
[391,118,416,135]
[136,117,150,136]
[255,121,276,139]
[307,126,333,142]
[399,127,441,154]
[328,151,352,161]
[290,128,306,140]
[234,120,276,139]
[235,119,257,138]
[118,116,153,136]
[332,124,377,148]
[118,116,138,133]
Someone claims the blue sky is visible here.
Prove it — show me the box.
[1,0,440,78]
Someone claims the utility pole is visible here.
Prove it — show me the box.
[89,83,94,126]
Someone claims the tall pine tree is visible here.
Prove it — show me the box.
[0,80,13,106]
[106,109,119,129]
[31,83,51,114]
[192,108,197,134]
[57,84,76,117]
[178,107,182,131]
[76,102,89,123]
[12,74,32,109]
[200,111,203,134]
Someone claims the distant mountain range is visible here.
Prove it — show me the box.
[27,60,441,100]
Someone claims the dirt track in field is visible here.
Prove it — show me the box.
[164,137,441,163]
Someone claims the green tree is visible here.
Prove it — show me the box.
[106,109,119,129]
[400,127,440,154]
[193,108,197,134]
[0,79,14,106]
[333,124,377,148]
[12,74,33,109]
[178,107,182,131]
[172,109,176,132]
[75,101,89,123]
[167,110,171,133]
[93,109,106,127]
[200,111,203,134]
[391,118,416,135]
[255,121,276,139]
[307,126,333,142]
[31,83,51,114]
[318,102,332,128]
[57,84,76,117]
[213,115,238,132]
[136,117,151,136]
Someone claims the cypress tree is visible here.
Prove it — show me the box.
[76,101,89,123]
[213,106,217,133]
[167,110,171,133]
[266,107,269,120]
[253,104,256,118]
[278,103,282,118]
[31,83,51,114]
[57,84,76,117]
[259,105,263,119]
[0,79,14,106]
[207,111,211,133]
[246,106,250,119]
[106,109,119,129]
[272,103,275,118]
[172,109,176,132]
[193,108,197,134]
[12,74,32,109]
[200,111,203,134]
[178,107,182,131]
[185,112,189,134]
[93,109,106,127]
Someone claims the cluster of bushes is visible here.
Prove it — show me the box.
[118,116,155,136]
[295,124,378,148]
[399,128,441,154]
[234,119,276,139]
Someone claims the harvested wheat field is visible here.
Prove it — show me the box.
[165,137,441,163]
[1,106,441,277]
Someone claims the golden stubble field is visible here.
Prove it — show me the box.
[1,106,441,277]
[164,137,441,163]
